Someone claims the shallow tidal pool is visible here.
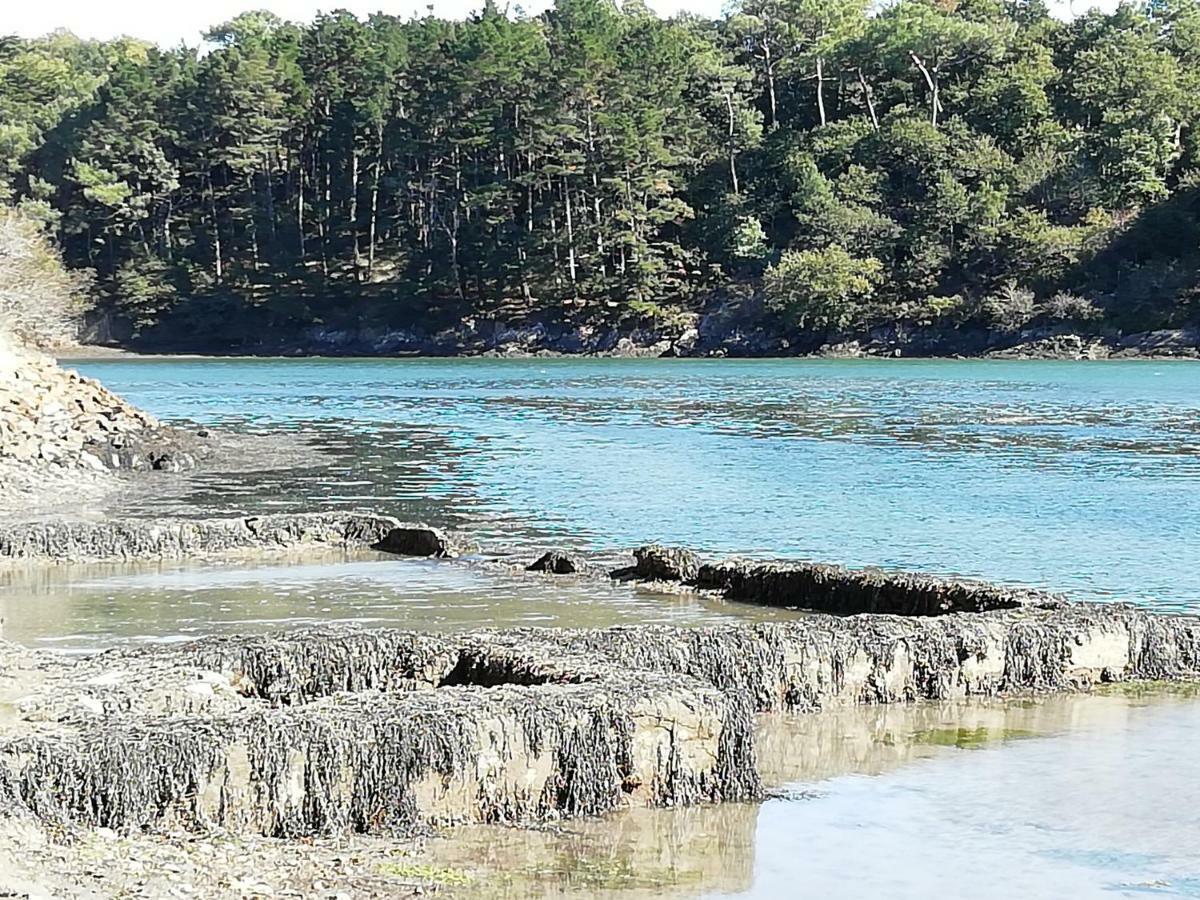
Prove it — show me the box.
[420,691,1200,899]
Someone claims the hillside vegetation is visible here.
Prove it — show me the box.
[1,0,1198,347]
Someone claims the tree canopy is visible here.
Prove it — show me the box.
[1,0,1198,344]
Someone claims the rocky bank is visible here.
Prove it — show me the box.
[0,513,456,565]
[0,339,201,473]
[101,298,1200,360]
[2,603,1198,842]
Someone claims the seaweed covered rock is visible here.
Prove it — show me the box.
[373,525,455,558]
[0,513,404,564]
[527,550,583,574]
[698,560,1062,615]
[3,602,1199,837]
[626,544,701,582]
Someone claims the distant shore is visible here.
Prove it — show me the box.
[59,322,1200,362]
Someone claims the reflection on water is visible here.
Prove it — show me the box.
[418,692,1200,900]
[0,554,801,653]
[68,357,1200,610]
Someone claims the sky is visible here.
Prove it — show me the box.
[6,0,1122,47]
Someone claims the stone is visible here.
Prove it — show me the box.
[0,513,411,564]
[630,544,701,582]
[372,525,454,558]
[696,558,1063,615]
[526,550,582,574]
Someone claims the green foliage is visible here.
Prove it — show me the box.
[764,245,882,331]
[0,0,1198,343]
[1041,291,1102,322]
[981,280,1036,332]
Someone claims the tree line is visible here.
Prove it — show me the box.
[1,0,1198,344]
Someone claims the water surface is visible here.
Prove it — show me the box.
[425,691,1200,899]
[71,357,1200,610]
[0,553,800,653]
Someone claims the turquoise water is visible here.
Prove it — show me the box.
[74,357,1200,611]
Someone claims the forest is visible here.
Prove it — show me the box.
[1,0,1199,347]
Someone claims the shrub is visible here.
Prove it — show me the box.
[981,280,1036,332]
[763,245,883,333]
[1040,291,1102,323]
[0,208,90,347]
[903,294,971,327]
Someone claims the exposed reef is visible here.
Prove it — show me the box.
[602,544,1064,616]
[0,513,455,564]
[2,603,1197,838]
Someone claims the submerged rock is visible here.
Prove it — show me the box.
[526,550,582,574]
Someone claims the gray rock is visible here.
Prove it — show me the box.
[0,513,405,564]
[631,544,701,582]
[696,558,1063,615]
[373,525,454,558]
[3,602,1198,838]
[526,550,582,574]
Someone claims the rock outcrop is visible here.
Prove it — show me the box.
[617,544,702,582]
[608,548,1063,616]
[0,513,452,564]
[2,603,1197,837]
[527,550,584,574]
[374,524,457,558]
[0,342,198,472]
[695,559,1062,615]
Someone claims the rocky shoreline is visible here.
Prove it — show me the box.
[0,513,455,565]
[3,343,1199,898]
[91,316,1200,360]
[2,601,1197,842]
[0,341,207,473]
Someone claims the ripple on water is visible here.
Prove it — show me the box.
[60,357,1200,610]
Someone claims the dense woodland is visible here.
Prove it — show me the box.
[2,0,1199,345]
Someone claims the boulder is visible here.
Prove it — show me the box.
[631,544,701,582]
[373,525,454,558]
[526,550,583,575]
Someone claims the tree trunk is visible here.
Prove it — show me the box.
[163,199,173,259]
[726,91,740,195]
[563,175,578,291]
[368,124,383,279]
[586,106,605,273]
[816,56,827,128]
[350,149,361,277]
[298,161,306,261]
[856,68,879,132]
[320,154,331,278]
[764,41,778,130]
[910,52,941,127]
[247,173,260,272]
[206,177,223,284]
[263,155,277,254]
